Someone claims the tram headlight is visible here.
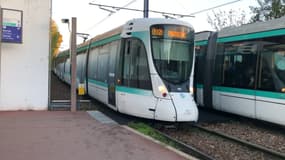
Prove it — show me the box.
[158,85,168,97]
[189,87,194,95]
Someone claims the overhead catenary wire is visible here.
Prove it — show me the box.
[85,0,243,35]
[84,0,137,33]
[89,0,243,19]
[188,0,242,16]
[89,3,195,18]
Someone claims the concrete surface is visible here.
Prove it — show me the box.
[0,111,193,160]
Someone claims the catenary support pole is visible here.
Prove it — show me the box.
[70,17,77,112]
[143,0,149,18]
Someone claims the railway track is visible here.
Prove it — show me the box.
[155,122,285,160]
[151,126,215,160]
[192,124,285,159]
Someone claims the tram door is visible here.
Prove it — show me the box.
[116,38,155,118]
[108,41,119,107]
[218,42,258,118]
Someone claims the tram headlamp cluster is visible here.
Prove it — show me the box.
[282,88,285,93]
[158,85,168,97]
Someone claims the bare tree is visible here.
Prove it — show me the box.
[207,9,247,31]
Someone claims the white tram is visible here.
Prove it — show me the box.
[195,16,285,125]
[54,18,198,122]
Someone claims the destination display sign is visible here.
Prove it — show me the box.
[151,25,191,41]
[1,8,23,43]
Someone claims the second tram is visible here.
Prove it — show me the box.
[194,16,285,125]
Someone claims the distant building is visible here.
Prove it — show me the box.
[0,0,51,110]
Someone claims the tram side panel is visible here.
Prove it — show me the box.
[255,35,285,125]
[87,43,109,105]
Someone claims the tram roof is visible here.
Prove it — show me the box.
[56,18,195,58]
[218,16,285,38]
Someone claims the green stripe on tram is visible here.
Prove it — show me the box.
[116,86,152,96]
[218,28,285,43]
[213,86,285,100]
[88,79,108,88]
[90,34,121,48]
[132,31,149,44]
[256,90,285,100]
[195,40,208,46]
[213,86,255,96]
[195,83,204,89]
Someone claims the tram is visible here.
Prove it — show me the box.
[194,16,285,125]
[54,18,198,122]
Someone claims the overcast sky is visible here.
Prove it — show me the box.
[52,0,258,50]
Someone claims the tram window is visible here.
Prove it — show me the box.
[108,41,119,76]
[122,40,131,86]
[137,44,152,90]
[64,59,70,74]
[97,46,109,83]
[76,53,85,82]
[221,42,257,89]
[258,36,285,92]
[194,45,206,84]
[88,48,99,79]
[122,38,152,90]
[213,44,224,85]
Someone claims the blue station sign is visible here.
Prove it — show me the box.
[2,23,22,43]
[1,8,23,43]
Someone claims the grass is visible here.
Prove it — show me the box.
[128,122,179,148]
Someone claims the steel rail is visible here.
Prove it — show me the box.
[152,128,215,160]
[192,124,285,160]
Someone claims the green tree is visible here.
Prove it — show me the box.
[207,9,247,31]
[51,20,63,57]
[250,0,285,22]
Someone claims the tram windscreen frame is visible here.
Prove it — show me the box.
[151,24,194,84]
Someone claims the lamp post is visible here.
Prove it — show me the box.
[70,17,77,112]
[62,17,77,112]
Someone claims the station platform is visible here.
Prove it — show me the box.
[0,111,195,160]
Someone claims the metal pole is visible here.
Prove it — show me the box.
[143,0,149,18]
[70,17,77,112]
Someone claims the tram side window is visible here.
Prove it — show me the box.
[258,36,285,92]
[222,42,257,89]
[88,48,99,80]
[108,41,119,78]
[76,53,85,83]
[122,38,152,90]
[194,45,206,84]
[97,45,110,83]
[81,53,87,82]
[213,44,224,86]
[64,59,70,74]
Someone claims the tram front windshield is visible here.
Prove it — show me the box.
[151,25,194,84]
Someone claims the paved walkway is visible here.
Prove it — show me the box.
[0,111,194,160]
